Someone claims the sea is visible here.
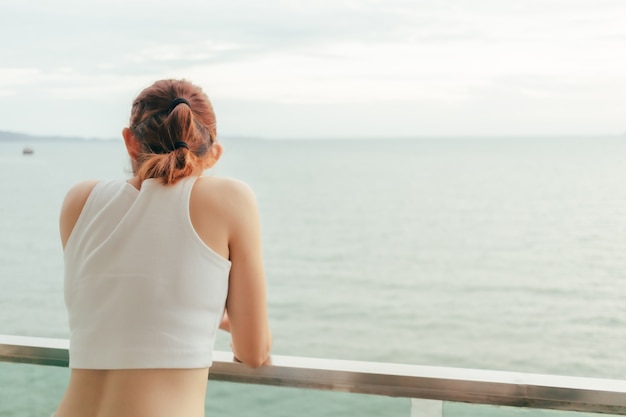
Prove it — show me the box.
[1,136,625,417]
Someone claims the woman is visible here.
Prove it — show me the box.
[54,79,272,417]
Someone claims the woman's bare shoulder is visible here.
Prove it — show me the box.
[62,180,100,211]
[65,179,100,198]
[194,176,258,207]
[195,175,253,192]
[59,180,100,248]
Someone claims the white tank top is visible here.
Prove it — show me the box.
[64,177,231,369]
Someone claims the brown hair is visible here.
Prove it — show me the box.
[129,79,218,185]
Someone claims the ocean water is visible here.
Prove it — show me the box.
[1,136,626,416]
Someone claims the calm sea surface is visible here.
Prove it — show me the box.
[1,136,625,416]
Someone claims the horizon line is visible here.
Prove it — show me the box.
[1,129,624,142]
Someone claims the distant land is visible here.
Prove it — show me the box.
[0,130,262,142]
[0,130,113,142]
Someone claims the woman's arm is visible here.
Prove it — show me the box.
[224,180,272,368]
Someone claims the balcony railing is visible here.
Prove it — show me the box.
[2,334,626,415]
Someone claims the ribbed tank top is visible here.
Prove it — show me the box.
[64,177,231,369]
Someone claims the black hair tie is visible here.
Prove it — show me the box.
[169,97,191,114]
[173,141,189,150]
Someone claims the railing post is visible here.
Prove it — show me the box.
[411,398,443,417]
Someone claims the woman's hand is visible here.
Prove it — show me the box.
[219,310,231,333]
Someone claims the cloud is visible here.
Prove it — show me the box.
[0,0,625,138]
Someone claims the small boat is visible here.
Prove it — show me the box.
[22,146,34,155]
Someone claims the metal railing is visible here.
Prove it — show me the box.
[2,334,626,415]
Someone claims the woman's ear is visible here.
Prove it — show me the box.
[122,128,141,161]
[211,142,223,162]
[205,142,223,169]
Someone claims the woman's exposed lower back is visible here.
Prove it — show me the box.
[54,368,209,417]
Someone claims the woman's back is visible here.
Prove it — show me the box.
[64,178,231,370]
[56,368,209,417]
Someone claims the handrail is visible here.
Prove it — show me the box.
[2,334,626,414]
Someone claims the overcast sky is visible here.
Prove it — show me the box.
[1,0,625,139]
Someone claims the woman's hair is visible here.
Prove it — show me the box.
[129,79,217,185]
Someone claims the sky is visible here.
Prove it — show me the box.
[1,0,626,140]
